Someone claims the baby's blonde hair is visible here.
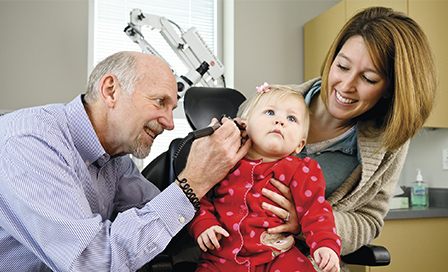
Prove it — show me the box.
[237,84,310,139]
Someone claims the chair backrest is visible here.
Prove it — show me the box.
[142,87,246,190]
[184,87,246,130]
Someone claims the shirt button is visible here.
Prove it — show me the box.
[178,215,186,223]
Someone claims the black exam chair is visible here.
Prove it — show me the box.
[139,87,390,271]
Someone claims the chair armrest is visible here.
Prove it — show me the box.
[341,244,391,266]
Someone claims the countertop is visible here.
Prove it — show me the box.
[386,206,448,220]
[385,187,448,220]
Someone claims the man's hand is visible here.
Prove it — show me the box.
[177,117,251,199]
[197,225,230,252]
[314,247,340,272]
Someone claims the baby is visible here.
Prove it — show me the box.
[189,83,341,272]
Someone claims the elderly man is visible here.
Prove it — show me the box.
[0,51,250,271]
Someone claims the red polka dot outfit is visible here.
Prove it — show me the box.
[189,156,341,272]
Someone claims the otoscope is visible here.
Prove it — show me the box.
[173,117,245,171]
[187,122,222,140]
[171,117,245,210]
[188,118,245,140]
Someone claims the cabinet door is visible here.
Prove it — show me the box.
[346,0,407,18]
[370,217,448,272]
[409,0,448,128]
[304,0,407,81]
[304,1,345,80]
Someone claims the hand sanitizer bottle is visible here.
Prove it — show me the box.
[411,169,429,208]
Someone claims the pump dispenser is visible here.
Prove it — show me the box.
[411,169,429,207]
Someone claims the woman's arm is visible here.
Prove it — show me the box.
[331,141,409,255]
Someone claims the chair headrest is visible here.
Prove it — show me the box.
[184,87,246,130]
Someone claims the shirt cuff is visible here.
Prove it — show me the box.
[147,182,196,236]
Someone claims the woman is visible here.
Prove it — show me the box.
[158,6,435,272]
[261,6,436,271]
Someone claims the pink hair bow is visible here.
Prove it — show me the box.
[256,82,271,93]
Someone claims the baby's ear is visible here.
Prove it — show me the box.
[294,138,306,154]
[236,118,247,129]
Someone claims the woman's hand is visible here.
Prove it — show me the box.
[261,178,301,235]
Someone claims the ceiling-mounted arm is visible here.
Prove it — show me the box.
[124,8,225,98]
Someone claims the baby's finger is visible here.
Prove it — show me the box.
[216,227,230,238]
[314,251,322,264]
[202,234,215,251]
[319,254,330,270]
[209,233,221,249]
[197,236,208,252]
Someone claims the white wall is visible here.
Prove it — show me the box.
[399,128,448,189]
[233,0,340,98]
[0,0,89,111]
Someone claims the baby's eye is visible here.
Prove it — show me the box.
[265,110,274,116]
[287,116,296,122]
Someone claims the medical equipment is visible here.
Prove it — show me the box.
[124,8,225,98]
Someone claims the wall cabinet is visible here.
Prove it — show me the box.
[304,0,448,128]
[347,217,448,272]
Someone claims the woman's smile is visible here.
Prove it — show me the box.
[335,90,357,104]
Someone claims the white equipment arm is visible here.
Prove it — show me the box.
[124,8,225,98]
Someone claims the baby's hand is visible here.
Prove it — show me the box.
[197,225,230,252]
[313,247,340,272]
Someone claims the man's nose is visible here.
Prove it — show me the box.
[160,110,175,130]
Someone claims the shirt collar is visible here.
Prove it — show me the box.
[302,126,358,156]
[304,80,321,106]
[320,126,358,156]
[65,95,108,166]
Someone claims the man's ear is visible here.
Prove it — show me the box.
[294,138,306,154]
[99,73,119,108]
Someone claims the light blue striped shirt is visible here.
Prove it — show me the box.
[0,95,195,271]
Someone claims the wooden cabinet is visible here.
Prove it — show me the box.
[408,0,448,127]
[304,1,345,81]
[348,217,448,272]
[304,0,448,128]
